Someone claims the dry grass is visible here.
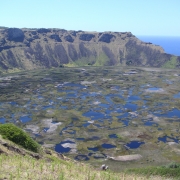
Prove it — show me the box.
[0,154,171,180]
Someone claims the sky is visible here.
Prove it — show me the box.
[0,0,180,36]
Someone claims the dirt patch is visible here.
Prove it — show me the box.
[137,133,152,140]
[109,154,142,161]
[81,81,96,85]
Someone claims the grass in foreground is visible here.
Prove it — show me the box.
[0,154,170,180]
[126,163,180,180]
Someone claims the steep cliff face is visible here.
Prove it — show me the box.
[0,27,179,71]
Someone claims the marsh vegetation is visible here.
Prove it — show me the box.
[0,66,180,172]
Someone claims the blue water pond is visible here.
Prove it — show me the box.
[55,140,75,153]
[0,117,5,124]
[148,87,161,91]
[117,112,129,119]
[126,141,145,149]
[158,136,179,143]
[99,103,110,108]
[174,92,180,98]
[109,134,118,138]
[8,101,17,106]
[43,127,49,132]
[20,115,32,123]
[102,143,116,149]
[144,121,158,126]
[83,111,105,120]
[121,120,130,126]
[124,103,138,111]
[82,122,91,127]
[128,95,141,102]
[154,108,180,118]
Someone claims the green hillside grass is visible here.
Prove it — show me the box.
[0,151,167,180]
[126,164,180,179]
[162,56,177,69]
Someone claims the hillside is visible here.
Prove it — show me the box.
[0,27,179,72]
[0,131,176,180]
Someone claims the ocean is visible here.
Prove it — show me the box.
[137,36,180,56]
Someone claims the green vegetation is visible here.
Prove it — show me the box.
[0,123,40,153]
[94,53,109,66]
[162,56,177,68]
[111,97,125,104]
[75,56,96,66]
[0,153,147,180]
[126,163,180,179]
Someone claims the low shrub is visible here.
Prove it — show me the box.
[166,162,180,169]
[0,123,40,152]
[126,164,180,178]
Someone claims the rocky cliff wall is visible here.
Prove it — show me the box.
[0,27,179,71]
